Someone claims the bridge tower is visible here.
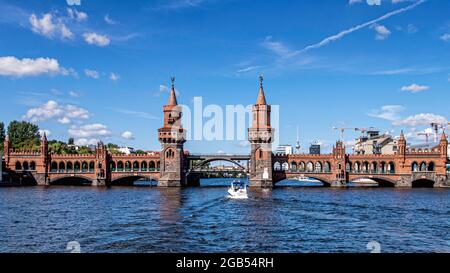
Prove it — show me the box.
[3,135,10,168]
[35,133,49,185]
[331,140,347,187]
[248,76,274,188]
[158,77,187,187]
[93,141,107,186]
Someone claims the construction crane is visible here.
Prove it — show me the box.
[355,127,377,138]
[333,127,357,141]
[417,132,432,143]
[431,123,445,143]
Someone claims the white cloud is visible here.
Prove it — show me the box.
[84,69,100,79]
[67,8,88,22]
[400,83,430,93]
[23,100,90,124]
[38,129,51,137]
[0,56,68,77]
[29,13,74,39]
[110,72,120,81]
[393,114,448,127]
[74,138,98,146]
[236,66,262,74]
[371,24,391,40]
[104,14,117,25]
[297,0,425,54]
[66,0,81,6]
[83,32,110,47]
[261,36,299,59]
[368,105,405,121]
[121,131,134,140]
[349,0,363,4]
[155,84,180,97]
[69,91,79,97]
[68,123,112,138]
[440,33,450,42]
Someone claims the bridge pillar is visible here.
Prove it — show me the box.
[158,78,186,187]
[248,76,274,188]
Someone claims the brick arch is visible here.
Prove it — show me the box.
[50,175,94,186]
[110,174,159,186]
[274,174,332,187]
[349,176,397,187]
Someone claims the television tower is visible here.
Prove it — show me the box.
[296,126,301,153]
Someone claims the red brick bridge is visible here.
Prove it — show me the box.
[2,77,449,188]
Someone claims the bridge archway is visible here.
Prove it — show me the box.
[50,176,93,186]
[274,176,332,187]
[192,158,246,171]
[110,175,158,186]
[349,177,396,187]
[412,179,435,188]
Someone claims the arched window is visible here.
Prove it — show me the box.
[346,162,352,173]
[371,162,378,174]
[141,161,148,171]
[420,162,427,172]
[133,161,140,171]
[299,162,305,172]
[166,149,175,159]
[74,162,81,173]
[290,162,298,172]
[82,162,88,173]
[306,162,314,172]
[388,162,395,174]
[411,162,418,172]
[282,162,289,171]
[15,161,22,171]
[363,162,369,173]
[23,161,29,171]
[117,161,124,172]
[156,161,161,171]
[380,162,386,174]
[110,161,116,172]
[324,162,331,173]
[149,161,156,171]
[89,161,95,173]
[315,162,322,173]
[30,161,36,171]
[51,162,57,172]
[67,162,73,172]
[274,162,281,171]
[354,162,361,173]
[428,162,435,172]
[125,161,131,171]
[59,162,66,173]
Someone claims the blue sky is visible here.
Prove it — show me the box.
[0,0,449,154]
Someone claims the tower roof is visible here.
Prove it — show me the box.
[40,132,47,142]
[441,131,447,142]
[399,130,405,141]
[167,77,178,106]
[256,75,267,105]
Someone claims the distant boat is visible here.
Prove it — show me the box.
[228,180,248,199]
[297,176,323,184]
[350,178,378,187]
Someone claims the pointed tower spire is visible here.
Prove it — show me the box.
[441,131,447,142]
[256,75,267,105]
[167,76,178,106]
[41,132,47,142]
[399,130,405,140]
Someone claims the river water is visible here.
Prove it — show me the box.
[0,179,449,253]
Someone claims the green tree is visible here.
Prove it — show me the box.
[135,150,147,155]
[68,138,75,145]
[7,121,40,150]
[0,122,5,153]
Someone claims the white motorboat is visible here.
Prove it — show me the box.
[228,180,248,199]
